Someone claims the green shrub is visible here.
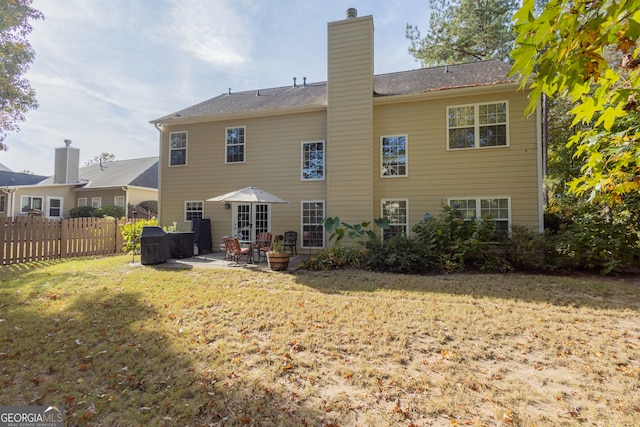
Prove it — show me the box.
[412,205,497,272]
[300,247,364,270]
[363,235,437,274]
[473,253,515,273]
[95,205,124,219]
[119,218,158,255]
[555,211,639,274]
[69,206,97,218]
[501,225,564,273]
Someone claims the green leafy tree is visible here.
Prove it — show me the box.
[0,0,43,150]
[510,0,640,204]
[406,0,519,66]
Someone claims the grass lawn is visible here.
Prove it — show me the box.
[1,255,639,426]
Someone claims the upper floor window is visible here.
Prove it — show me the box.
[381,135,407,177]
[170,131,187,166]
[447,102,508,150]
[448,197,510,237]
[185,200,204,221]
[0,194,5,213]
[381,199,408,240]
[92,197,102,208]
[226,126,245,163]
[21,196,43,213]
[302,141,325,180]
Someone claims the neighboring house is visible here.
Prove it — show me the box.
[1,141,158,219]
[0,169,49,217]
[151,9,543,252]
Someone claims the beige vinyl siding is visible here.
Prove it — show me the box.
[159,111,327,245]
[127,187,157,207]
[373,89,540,231]
[75,189,127,209]
[11,186,77,218]
[326,14,374,225]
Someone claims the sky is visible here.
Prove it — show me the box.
[2,0,431,176]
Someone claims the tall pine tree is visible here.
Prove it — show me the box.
[406,0,518,67]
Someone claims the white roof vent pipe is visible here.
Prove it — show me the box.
[346,8,357,18]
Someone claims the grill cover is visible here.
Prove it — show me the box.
[140,226,170,265]
[168,232,194,259]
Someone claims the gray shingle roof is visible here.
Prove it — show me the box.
[0,170,48,186]
[152,60,516,122]
[37,157,159,189]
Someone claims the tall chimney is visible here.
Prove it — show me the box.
[54,139,80,184]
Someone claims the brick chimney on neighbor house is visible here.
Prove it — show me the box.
[54,139,80,184]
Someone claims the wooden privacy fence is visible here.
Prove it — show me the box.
[0,216,127,265]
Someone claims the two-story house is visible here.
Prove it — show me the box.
[151,9,542,253]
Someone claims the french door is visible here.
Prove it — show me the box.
[231,203,270,242]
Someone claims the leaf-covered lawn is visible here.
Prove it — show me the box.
[1,256,639,426]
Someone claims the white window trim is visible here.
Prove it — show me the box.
[184,200,204,222]
[21,195,43,213]
[447,196,511,233]
[225,126,246,164]
[301,140,325,181]
[301,200,325,249]
[77,198,87,207]
[0,194,5,213]
[47,196,63,219]
[381,198,409,240]
[169,131,188,167]
[114,195,125,209]
[446,101,509,151]
[380,134,408,178]
[91,197,102,208]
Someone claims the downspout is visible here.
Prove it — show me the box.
[121,186,128,217]
[536,95,545,233]
[154,122,164,225]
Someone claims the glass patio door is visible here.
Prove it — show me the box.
[232,203,270,242]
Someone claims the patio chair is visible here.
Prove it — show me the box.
[255,232,273,263]
[224,236,251,264]
[283,231,297,255]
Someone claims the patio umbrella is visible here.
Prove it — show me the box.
[207,186,289,241]
[207,186,289,204]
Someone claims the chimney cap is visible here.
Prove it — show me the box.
[346,8,357,19]
[64,139,72,147]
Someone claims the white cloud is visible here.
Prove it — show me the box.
[166,0,254,68]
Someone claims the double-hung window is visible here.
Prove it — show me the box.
[381,135,407,177]
[447,102,508,149]
[448,197,510,237]
[48,197,62,218]
[301,141,325,180]
[21,196,43,213]
[0,194,6,213]
[114,196,125,209]
[170,131,187,166]
[302,201,324,249]
[78,198,87,207]
[226,126,245,163]
[185,201,204,221]
[92,197,102,208]
[381,199,408,240]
